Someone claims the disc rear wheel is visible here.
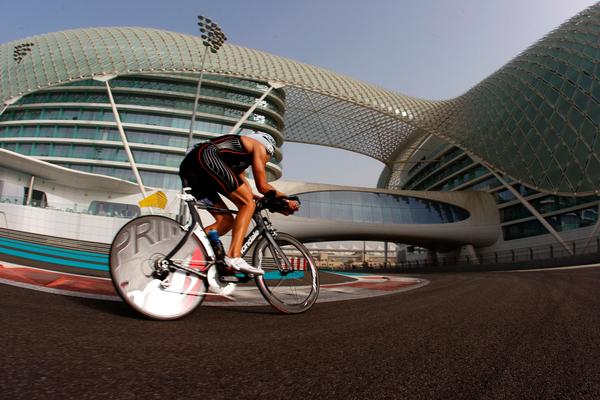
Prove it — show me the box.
[109,216,208,320]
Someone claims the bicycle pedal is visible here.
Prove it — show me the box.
[216,263,235,274]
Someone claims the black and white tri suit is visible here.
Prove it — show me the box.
[179,135,252,205]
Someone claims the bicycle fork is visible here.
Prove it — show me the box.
[250,214,294,274]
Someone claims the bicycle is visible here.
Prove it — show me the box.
[109,188,320,320]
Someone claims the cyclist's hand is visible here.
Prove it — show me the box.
[272,199,299,216]
[287,200,300,213]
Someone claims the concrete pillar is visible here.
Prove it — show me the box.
[384,241,389,267]
[460,244,480,264]
[425,249,438,265]
[395,243,407,263]
[25,175,35,206]
[94,76,146,198]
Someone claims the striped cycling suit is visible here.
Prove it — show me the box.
[179,135,252,205]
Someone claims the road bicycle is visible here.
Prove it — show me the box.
[109,188,320,320]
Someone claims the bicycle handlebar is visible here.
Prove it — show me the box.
[182,187,300,215]
[256,193,300,213]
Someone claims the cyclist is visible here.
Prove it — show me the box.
[179,132,299,275]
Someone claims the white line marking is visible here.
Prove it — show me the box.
[0,261,111,281]
[0,277,121,301]
[501,263,600,273]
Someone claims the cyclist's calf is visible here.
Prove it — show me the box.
[208,212,234,236]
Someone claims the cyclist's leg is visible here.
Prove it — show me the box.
[205,198,234,236]
[195,145,253,258]
[226,182,255,258]
[220,182,264,275]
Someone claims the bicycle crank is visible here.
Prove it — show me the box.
[206,264,237,296]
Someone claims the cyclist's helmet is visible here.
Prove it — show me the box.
[245,132,276,156]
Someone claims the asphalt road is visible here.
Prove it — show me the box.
[2,267,600,399]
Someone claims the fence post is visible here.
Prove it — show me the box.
[494,252,498,264]
[550,244,553,259]
[529,248,533,261]
[572,242,576,255]
[511,250,515,262]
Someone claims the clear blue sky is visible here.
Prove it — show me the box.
[1,0,596,187]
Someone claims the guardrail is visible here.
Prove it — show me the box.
[322,234,600,273]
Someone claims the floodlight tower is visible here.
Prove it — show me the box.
[186,16,228,151]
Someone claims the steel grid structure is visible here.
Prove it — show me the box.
[0,3,598,195]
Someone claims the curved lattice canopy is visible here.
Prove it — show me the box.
[435,4,600,195]
[1,3,598,195]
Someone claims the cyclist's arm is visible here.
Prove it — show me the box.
[238,172,262,200]
[250,146,299,212]
[250,145,284,197]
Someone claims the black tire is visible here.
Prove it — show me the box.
[109,215,208,320]
[252,233,319,314]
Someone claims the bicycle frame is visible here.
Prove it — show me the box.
[162,191,293,277]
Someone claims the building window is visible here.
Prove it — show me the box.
[295,191,469,224]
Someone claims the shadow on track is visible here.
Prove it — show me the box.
[65,296,145,320]
[210,305,280,315]
[66,293,281,320]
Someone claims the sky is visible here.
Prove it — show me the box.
[0,0,597,187]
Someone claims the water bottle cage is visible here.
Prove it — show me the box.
[210,240,225,258]
[207,230,226,262]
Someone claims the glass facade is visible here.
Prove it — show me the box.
[406,146,462,180]
[0,74,286,189]
[0,105,278,131]
[1,125,191,147]
[0,142,183,167]
[461,175,501,191]
[503,206,598,240]
[57,75,285,113]
[500,194,599,223]
[399,143,600,242]
[494,184,539,204]
[405,149,468,189]
[431,165,489,191]
[12,91,281,128]
[294,191,470,225]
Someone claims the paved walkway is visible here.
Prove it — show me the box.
[0,262,428,306]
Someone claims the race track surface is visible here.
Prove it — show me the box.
[2,267,600,399]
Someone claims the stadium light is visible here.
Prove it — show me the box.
[12,42,34,64]
[186,15,228,151]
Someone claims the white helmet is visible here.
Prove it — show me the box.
[245,132,276,156]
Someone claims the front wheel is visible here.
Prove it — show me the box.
[109,215,208,320]
[252,233,319,314]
